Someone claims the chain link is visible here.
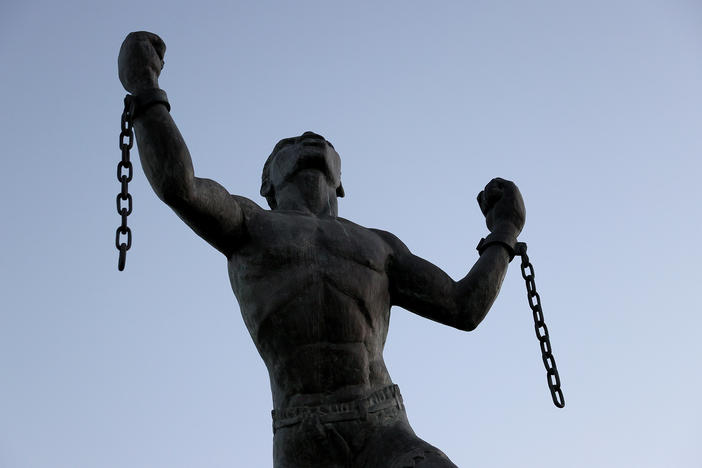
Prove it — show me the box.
[116,96,134,271]
[515,242,565,408]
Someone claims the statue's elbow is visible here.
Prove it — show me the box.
[160,184,194,208]
[455,314,479,332]
[448,299,480,331]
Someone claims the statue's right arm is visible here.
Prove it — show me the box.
[119,32,250,257]
[133,105,247,256]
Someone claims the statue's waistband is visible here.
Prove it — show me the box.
[271,384,404,432]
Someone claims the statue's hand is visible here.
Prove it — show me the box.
[477,178,526,237]
[118,31,166,94]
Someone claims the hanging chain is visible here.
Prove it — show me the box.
[514,242,565,408]
[116,96,134,271]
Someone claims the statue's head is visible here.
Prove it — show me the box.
[260,131,345,209]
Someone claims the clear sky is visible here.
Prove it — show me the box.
[1,1,700,467]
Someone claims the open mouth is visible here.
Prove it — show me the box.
[294,150,331,179]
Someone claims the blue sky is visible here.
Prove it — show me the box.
[1,1,700,466]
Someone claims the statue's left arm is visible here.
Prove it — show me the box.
[376,178,525,331]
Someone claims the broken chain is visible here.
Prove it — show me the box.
[515,242,565,408]
[116,96,134,271]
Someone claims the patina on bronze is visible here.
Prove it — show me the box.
[118,31,530,467]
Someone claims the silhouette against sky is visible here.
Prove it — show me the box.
[1,1,700,467]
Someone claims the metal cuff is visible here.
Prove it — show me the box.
[476,232,519,261]
[127,89,170,119]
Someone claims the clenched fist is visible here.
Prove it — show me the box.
[118,31,166,94]
[477,178,526,237]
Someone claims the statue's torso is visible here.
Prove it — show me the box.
[227,209,394,409]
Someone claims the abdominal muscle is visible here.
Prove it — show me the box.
[240,285,393,410]
[268,340,393,409]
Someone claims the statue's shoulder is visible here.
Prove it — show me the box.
[365,226,410,255]
[232,195,267,217]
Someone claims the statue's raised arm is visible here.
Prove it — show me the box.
[118,31,250,256]
[375,178,526,331]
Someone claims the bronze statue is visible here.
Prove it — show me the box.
[118,31,526,468]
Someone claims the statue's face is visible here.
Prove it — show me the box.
[267,132,342,193]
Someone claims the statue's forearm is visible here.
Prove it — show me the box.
[454,245,511,330]
[134,103,196,205]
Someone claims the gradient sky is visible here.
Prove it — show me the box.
[1,1,700,467]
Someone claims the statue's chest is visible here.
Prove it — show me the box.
[242,212,387,274]
[228,212,391,345]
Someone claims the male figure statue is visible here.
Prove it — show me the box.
[119,32,526,468]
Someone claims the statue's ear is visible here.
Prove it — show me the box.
[261,181,277,209]
[336,182,345,198]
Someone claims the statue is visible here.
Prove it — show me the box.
[118,31,526,468]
